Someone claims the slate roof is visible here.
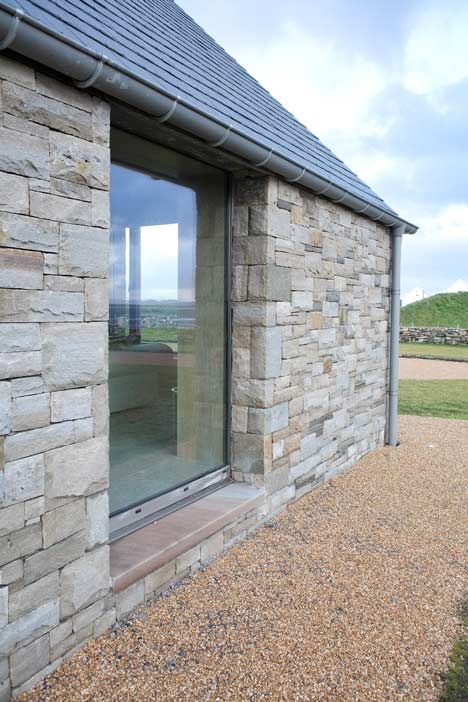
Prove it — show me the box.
[7,0,401,218]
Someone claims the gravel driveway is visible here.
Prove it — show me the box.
[20,415,468,702]
[399,356,468,380]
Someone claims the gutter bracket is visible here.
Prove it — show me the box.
[208,125,232,148]
[253,149,273,168]
[75,54,107,89]
[0,7,23,50]
[286,167,306,184]
[157,96,179,123]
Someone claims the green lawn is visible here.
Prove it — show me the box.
[401,292,468,328]
[400,342,468,362]
[398,380,468,420]
[439,597,468,702]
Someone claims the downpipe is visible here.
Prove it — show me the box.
[387,223,405,446]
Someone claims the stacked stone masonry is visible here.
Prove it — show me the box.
[0,55,112,700]
[400,326,468,345]
[231,176,391,507]
[0,53,393,700]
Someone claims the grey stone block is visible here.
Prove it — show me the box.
[10,634,49,687]
[0,290,83,323]
[85,491,109,549]
[44,275,84,292]
[115,581,144,620]
[49,132,109,188]
[5,422,74,462]
[0,324,41,353]
[2,82,92,140]
[8,572,59,621]
[0,126,49,179]
[0,503,24,537]
[0,248,43,290]
[231,433,270,474]
[24,496,45,520]
[23,532,86,584]
[0,213,59,252]
[1,454,44,505]
[84,278,108,320]
[0,172,28,214]
[43,253,58,275]
[0,523,42,568]
[0,55,35,89]
[60,546,110,618]
[0,559,23,587]
[0,381,11,436]
[248,402,289,435]
[248,265,290,301]
[0,587,7,628]
[72,599,105,634]
[73,418,93,442]
[45,436,109,499]
[30,191,92,226]
[51,388,92,423]
[0,599,59,656]
[42,499,86,548]
[50,177,91,201]
[92,384,108,437]
[11,376,45,398]
[4,113,49,140]
[41,322,107,390]
[11,393,50,432]
[59,224,108,277]
[91,189,109,228]
[0,351,42,380]
[251,327,282,379]
[36,73,93,112]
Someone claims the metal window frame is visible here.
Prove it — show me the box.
[109,137,233,540]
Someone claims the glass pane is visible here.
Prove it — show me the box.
[109,130,226,516]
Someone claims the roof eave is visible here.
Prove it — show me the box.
[0,1,418,234]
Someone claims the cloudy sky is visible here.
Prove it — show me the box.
[178,0,468,295]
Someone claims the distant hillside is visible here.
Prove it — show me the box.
[401,292,468,328]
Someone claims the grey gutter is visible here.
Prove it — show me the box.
[386,223,404,446]
[0,1,418,234]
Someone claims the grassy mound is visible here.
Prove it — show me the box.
[401,292,468,328]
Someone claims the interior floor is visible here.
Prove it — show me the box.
[109,401,210,515]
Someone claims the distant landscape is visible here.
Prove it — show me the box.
[401,292,468,328]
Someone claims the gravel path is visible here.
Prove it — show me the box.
[20,416,468,702]
[399,357,468,380]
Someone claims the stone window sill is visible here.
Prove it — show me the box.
[110,482,264,592]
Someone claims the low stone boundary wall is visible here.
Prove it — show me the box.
[400,327,468,345]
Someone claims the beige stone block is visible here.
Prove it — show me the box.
[41,322,107,390]
[59,224,108,277]
[0,213,58,252]
[51,388,92,423]
[42,499,86,548]
[84,278,108,320]
[8,572,59,621]
[60,546,110,618]
[11,393,50,432]
[45,436,109,498]
[0,289,83,323]
[0,56,35,89]
[0,172,28,214]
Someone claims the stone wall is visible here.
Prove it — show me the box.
[400,327,468,345]
[0,56,112,699]
[231,176,391,508]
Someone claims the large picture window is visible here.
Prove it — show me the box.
[109,130,228,523]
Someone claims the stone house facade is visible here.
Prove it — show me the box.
[0,1,416,698]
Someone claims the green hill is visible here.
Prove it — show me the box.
[401,292,468,328]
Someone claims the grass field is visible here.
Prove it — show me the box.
[401,292,468,328]
[398,379,468,420]
[400,342,468,361]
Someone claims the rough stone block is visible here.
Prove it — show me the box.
[42,499,86,548]
[84,278,108,320]
[72,599,104,633]
[91,97,110,146]
[0,213,59,252]
[11,376,45,398]
[0,248,43,290]
[8,572,59,622]
[116,581,144,620]
[248,402,289,435]
[50,177,91,201]
[51,388,92,423]
[60,546,110,618]
[248,265,291,301]
[85,491,109,548]
[0,587,7,628]
[59,224,108,277]
[0,559,23,587]
[91,189,109,228]
[2,82,92,140]
[0,289,83,323]
[44,275,83,292]
[23,532,86,584]
[200,532,224,563]
[0,503,24,537]
[92,384,108,437]
[0,56,35,89]
[43,253,58,274]
[0,172,28,213]
[24,496,45,521]
[93,608,115,637]
[0,126,49,179]
[231,433,271,474]
[49,132,109,188]
[0,351,41,380]
[232,378,275,408]
[42,322,107,390]
[45,436,109,499]
[30,191,92,226]
[232,302,276,327]
[0,599,58,657]
[1,454,44,505]
[36,73,93,112]
[251,327,282,379]
[0,381,11,436]
[0,523,42,568]
[0,324,41,353]
[10,634,49,688]
[4,113,49,140]
[11,393,50,432]
[73,417,93,442]
[5,422,74,462]
[144,560,176,596]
